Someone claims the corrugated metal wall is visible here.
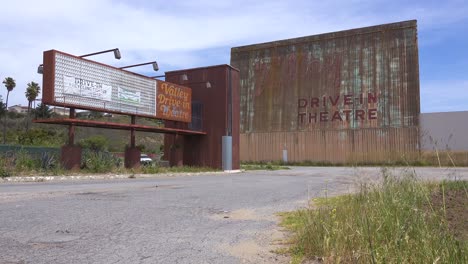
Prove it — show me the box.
[231,20,420,163]
[240,127,419,163]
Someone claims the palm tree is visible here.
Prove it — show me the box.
[25,82,41,114]
[2,77,16,144]
[24,82,41,131]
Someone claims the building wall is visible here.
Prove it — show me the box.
[420,111,468,151]
[8,105,28,113]
[164,65,240,170]
[231,20,420,163]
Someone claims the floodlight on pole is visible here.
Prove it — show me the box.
[150,74,210,88]
[151,75,165,79]
[37,48,121,74]
[120,61,159,71]
[79,48,121,60]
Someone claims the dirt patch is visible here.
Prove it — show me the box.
[215,210,291,263]
[219,228,290,264]
[430,188,468,241]
[209,208,269,221]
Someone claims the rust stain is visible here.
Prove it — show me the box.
[231,20,420,163]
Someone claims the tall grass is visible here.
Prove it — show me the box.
[0,149,217,177]
[81,150,120,173]
[281,170,467,263]
[0,149,63,176]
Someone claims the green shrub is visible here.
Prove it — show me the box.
[0,156,11,178]
[14,150,40,171]
[79,135,109,152]
[16,128,65,146]
[81,150,119,173]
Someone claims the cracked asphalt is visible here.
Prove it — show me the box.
[1,167,467,264]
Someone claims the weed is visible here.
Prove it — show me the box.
[280,171,468,263]
[0,156,11,178]
[241,162,289,171]
[81,150,119,173]
[14,149,39,171]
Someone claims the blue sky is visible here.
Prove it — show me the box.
[0,0,467,113]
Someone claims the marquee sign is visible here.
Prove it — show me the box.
[41,50,191,123]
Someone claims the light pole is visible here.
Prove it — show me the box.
[117,60,160,168]
[37,48,121,74]
[120,61,159,71]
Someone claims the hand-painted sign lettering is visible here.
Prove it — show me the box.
[156,82,192,123]
[298,92,378,124]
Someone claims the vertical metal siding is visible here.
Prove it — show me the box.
[164,65,240,169]
[240,127,419,163]
[232,21,420,163]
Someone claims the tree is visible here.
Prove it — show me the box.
[0,96,6,118]
[24,82,41,131]
[25,82,40,114]
[2,77,16,144]
[34,103,52,119]
[89,111,103,119]
[79,135,109,152]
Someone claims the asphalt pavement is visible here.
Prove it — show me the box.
[1,167,467,264]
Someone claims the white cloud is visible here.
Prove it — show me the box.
[0,0,467,109]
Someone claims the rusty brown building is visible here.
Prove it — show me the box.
[230,20,420,163]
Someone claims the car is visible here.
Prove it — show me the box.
[140,154,153,165]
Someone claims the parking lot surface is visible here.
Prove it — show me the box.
[1,167,467,263]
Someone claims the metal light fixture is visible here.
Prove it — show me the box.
[181,74,188,82]
[38,48,121,75]
[113,49,122,60]
[120,61,159,71]
[205,81,212,88]
[80,48,121,60]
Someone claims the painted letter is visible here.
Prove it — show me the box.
[355,110,365,120]
[344,95,353,105]
[320,112,328,122]
[342,110,352,121]
[310,97,319,108]
[368,108,378,120]
[308,112,317,123]
[331,111,343,121]
[298,113,306,124]
[298,98,307,108]
[329,95,340,106]
[368,93,377,104]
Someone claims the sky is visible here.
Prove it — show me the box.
[0,0,467,113]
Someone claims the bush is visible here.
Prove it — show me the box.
[79,135,109,152]
[16,128,65,146]
[81,150,119,173]
[14,150,40,171]
[0,156,11,178]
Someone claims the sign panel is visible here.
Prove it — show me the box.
[42,50,192,123]
[156,81,192,122]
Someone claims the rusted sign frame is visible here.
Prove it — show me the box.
[42,49,192,123]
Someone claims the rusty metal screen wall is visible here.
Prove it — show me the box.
[231,20,420,163]
[240,127,419,163]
